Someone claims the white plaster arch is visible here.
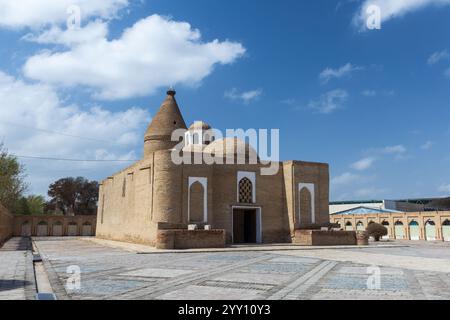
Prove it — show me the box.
[188,177,208,223]
[298,182,315,224]
[237,171,256,203]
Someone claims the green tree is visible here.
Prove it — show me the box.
[0,143,28,212]
[15,197,31,215]
[26,195,45,215]
[47,177,99,216]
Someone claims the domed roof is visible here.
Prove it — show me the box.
[203,137,258,159]
[188,121,211,131]
[144,89,187,141]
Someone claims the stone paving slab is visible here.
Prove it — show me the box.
[118,268,194,278]
[212,272,291,285]
[29,238,450,300]
[83,237,407,254]
[156,285,264,300]
[270,248,450,273]
[0,238,36,300]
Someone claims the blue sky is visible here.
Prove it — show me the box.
[0,0,450,201]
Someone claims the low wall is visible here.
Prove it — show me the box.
[156,229,226,249]
[13,215,97,237]
[0,203,13,246]
[294,229,357,246]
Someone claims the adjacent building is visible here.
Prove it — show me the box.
[330,207,450,242]
[330,197,450,214]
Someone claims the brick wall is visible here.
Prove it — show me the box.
[13,215,96,237]
[0,203,13,246]
[156,229,226,249]
[293,229,356,246]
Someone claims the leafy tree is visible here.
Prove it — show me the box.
[26,195,45,215]
[15,197,31,215]
[0,143,28,212]
[366,223,388,241]
[47,177,99,215]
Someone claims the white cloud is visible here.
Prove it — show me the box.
[362,89,377,97]
[319,63,363,84]
[225,88,262,104]
[382,145,406,154]
[351,157,376,171]
[0,71,150,195]
[23,15,246,100]
[428,49,450,65]
[331,172,362,186]
[23,20,108,46]
[354,0,450,30]
[308,89,348,114]
[0,0,128,29]
[421,141,434,150]
[438,184,450,193]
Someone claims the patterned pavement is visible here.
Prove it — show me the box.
[0,238,35,300]
[16,238,450,300]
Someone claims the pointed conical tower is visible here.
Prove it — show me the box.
[144,89,187,157]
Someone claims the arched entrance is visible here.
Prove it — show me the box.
[409,221,420,240]
[81,222,93,236]
[442,220,450,242]
[356,221,365,231]
[67,222,78,236]
[21,221,31,236]
[381,221,390,239]
[345,221,353,231]
[425,220,436,241]
[52,221,63,236]
[394,221,405,239]
[36,221,48,236]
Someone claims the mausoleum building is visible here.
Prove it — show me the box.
[96,90,330,247]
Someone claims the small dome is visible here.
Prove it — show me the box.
[188,121,211,131]
[203,137,258,160]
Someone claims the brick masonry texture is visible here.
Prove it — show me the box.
[96,90,330,247]
[0,203,13,247]
[293,230,357,246]
[331,211,450,241]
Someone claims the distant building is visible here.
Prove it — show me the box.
[329,198,450,242]
[330,210,450,242]
[330,197,450,215]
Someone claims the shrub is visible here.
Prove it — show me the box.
[366,223,388,241]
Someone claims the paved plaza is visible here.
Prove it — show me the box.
[1,237,450,300]
[0,238,35,300]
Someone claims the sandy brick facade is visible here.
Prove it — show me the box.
[331,211,450,241]
[0,203,13,246]
[1,203,96,245]
[96,90,330,246]
[13,215,96,237]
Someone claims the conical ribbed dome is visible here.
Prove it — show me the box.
[145,89,187,139]
[144,89,187,157]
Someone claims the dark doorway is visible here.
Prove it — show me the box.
[233,209,257,244]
